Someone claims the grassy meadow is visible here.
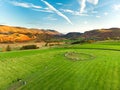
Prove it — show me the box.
[0,41,120,90]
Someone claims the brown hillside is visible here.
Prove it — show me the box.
[0,25,61,43]
[81,28,120,40]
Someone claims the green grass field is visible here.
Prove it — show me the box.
[1,41,120,90]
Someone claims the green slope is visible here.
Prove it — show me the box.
[0,42,120,90]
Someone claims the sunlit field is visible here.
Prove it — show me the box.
[0,41,120,90]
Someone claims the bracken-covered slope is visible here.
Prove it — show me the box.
[81,28,120,40]
[0,25,61,43]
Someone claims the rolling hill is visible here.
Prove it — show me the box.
[0,25,61,43]
[0,25,120,43]
[81,28,120,40]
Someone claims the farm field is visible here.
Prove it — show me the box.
[1,41,120,90]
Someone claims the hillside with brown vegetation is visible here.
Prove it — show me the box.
[0,25,61,43]
[81,28,120,40]
[1,25,120,43]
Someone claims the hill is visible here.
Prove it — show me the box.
[81,28,120,40]
[64,32,82,39]
[1,25,120,43]
[0,25,61,43]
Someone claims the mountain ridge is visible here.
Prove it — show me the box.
[0,25,61,43]
[82,28,120,40]
[0,25,120,43]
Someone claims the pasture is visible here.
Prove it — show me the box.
[0,41,120,90]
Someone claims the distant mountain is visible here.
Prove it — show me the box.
[0,25,120,43]
[64,32,82,39]
[81,28,120,40]
[0,25,61,43]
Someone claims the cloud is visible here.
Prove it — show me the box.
[61,9,74,13]
[113,4,120,10]
[41,0,72,24]
[87,0,99,5]
[104,12,108,16]
[56,3,63,5]
[60,9,89,16]
[96,15,101,18]
[44,15,57,21]
[11,1,42,9]
[78,0,86,13]
[78,0,99,13]
[91,11,98,13]
[32,7,54,13]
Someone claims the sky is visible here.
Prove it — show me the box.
[0,0,120,33]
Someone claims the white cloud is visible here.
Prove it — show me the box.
[96,15,101,18]
[104,12,108,16]
[32,7,54,13]
[91,11,98,13]
[87,0,99,5]
[41,0,72,24]
[78,0,86,13]
[11,1,42,9]
[113,4,120,10]
[60,9,89,16]
[78,0,99,14]
[56,3,63,5]
[61,9,74,13]
[44,16,57,21]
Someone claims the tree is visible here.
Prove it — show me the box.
[6,45,11,51]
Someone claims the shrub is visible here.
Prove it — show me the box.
[71,39,95,44]
[87,40,95,43]
[20,45,39,50]
[6,45,11,51]
[71,40,86,44]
